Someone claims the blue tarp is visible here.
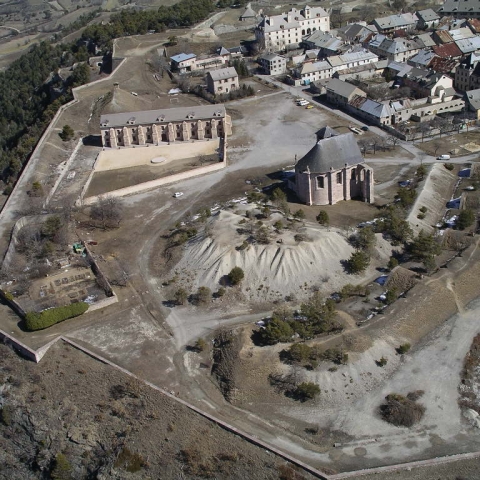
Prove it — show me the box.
[447,197,461,209]
[375,275,388,286]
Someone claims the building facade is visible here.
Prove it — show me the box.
[206,67,239,95]
[258,54,287,75]
[291,127,374,206]
[255,5,330,51]
[100,105,232,148]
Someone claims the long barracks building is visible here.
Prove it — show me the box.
[100,105,232,148]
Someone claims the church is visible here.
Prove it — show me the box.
[290,127,374,206]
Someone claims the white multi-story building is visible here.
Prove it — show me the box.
[255,5,330,52]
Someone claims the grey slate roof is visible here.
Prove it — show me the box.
[456,36,480,53]
[467,88,480,110]
[241,3,256,18]
[296,130,364,173]
[316,126,339,140]
[207,67,238,81]
[171,53,196,63]
[100,105,226,128]
[326,78,365,98]
[416,9,440,22]
[414,33,436,48]
[439,0,480,14]
[259,53,284,62]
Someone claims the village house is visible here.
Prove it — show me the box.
[372,13,418,34]
[403,70,454,98]
[240,3,257,22]
[258,53,287,75]
[255,5,330,51]
[432,29,454,45]
[170,53,197,74]
[333,60,387,82]
[302,31,346,56]
[170,51,231,74]
[466,88,480,119]
[292,49,378,85]
[432,42,463,59]
[470,63,480,90]
[100,105,232,148]
[408,49,437,68]
[297,60,332,84]
[206,67,239,95]
[337,23,378,43]
[416,9,440,29]
[290,127,374,206]
[325,78,367,106]
[370,37,421,62]
[414,33,437,48]
[455,52,480,90]
[439,0,480,19]
[455,36,480,54]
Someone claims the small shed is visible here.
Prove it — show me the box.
[240,3,256,22]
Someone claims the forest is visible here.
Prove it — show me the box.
[81,0,216,50]
[0,0,216,192]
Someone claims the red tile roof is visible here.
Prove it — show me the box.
[429,56,458,73]
[432,42,463,58]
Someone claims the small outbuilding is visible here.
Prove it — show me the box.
[240,3,256,22]
[290,127,374,205]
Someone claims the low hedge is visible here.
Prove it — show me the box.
[25,302,89,331]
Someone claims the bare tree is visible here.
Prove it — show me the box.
[418,122,431,143]
[370,135,382,154]
[358,139,370,156]
[90,195,123,230]
[387,135,400,149]
[431,140,442,157]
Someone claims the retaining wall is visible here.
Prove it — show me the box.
[0,290,26,318]
[81,160,226,205]
[87,294,118,312]
[0,329,39,362]
[2,215,46,270]
[0,57,127,243]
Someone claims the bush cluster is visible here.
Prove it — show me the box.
[380,393,425,427]
[255,293,341,345]
[25,302,89,331]
[284,344,349,369]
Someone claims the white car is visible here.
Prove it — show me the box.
[173,192,184,198]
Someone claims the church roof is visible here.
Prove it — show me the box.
[296,129,363,173]
[316,126,339,140]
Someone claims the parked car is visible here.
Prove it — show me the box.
[437,154,450,160]
[306,105,313,109]
[173,192,184,198]
[361,126,369,131]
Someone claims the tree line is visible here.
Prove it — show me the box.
[80,0,216,51]
[0,0,216,192]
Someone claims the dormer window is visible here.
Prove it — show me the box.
[214,110,223,117]
[156,115,166,122]
[187,112,195,119]
[127,117,136,125]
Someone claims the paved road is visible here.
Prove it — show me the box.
[259,75,480,166]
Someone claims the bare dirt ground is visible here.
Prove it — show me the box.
[3,21,480,478]
[0,340,316,480]
[416,131,480,158]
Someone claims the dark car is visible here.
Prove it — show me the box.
[361,126,369,131]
